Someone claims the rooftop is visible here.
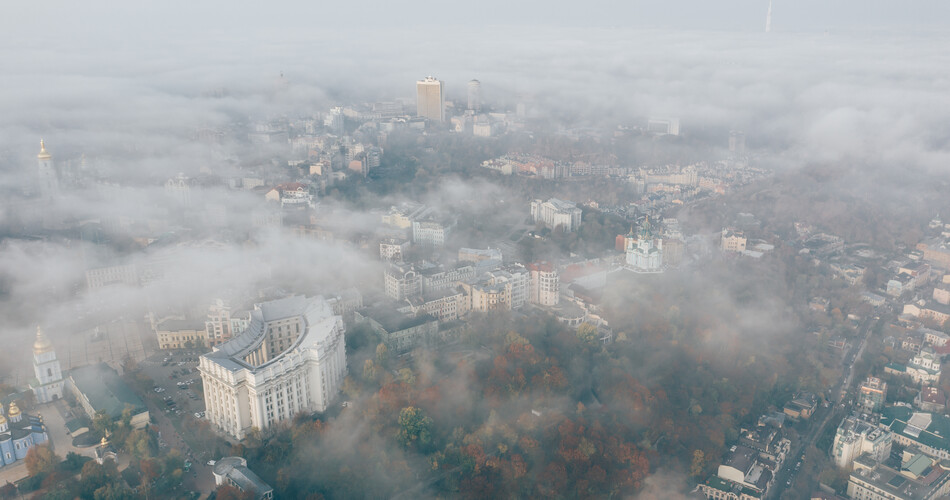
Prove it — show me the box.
[69,363,146,419]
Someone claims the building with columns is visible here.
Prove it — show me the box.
[198,296,347,440]
[29,326,64,404]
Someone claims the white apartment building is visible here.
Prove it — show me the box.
[530,198,582,233]
[831,416,893,469]
[529,262,559,306]
[198,296,346,440]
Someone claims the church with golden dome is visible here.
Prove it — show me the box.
[0,401,48,466]
[28,326,65,404]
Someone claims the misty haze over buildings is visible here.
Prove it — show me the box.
[0,1,948,498]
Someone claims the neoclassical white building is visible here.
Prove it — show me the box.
[198,296,346,440]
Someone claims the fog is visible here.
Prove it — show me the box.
[1,1,948,497]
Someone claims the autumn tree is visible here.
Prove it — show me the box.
[397,406,433,449]
[25,444,58,477]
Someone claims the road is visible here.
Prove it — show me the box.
[768,316,878,499]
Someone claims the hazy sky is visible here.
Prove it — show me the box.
[5,1,950,37]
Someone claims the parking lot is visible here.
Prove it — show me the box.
[139,350,206,421]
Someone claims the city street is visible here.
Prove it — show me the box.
[769,316,878,498]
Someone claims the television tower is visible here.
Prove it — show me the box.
[765,0,772,32]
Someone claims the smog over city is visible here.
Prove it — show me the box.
[0,1,949,499]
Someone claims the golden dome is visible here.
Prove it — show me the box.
[100,436,109,447]
[0,413,6,426]
[33,326,53,355]
[7,403,20,418]
[37,140,51,160]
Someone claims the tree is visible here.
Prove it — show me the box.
[362,359,377,382]
[92,410,115,437]
[690,449,706,478]
[24,444,58,477]
[376,343,390,365]
[93,483,135,500]
[0,483,16,500]
[576,323,599,345]
[397,406,433,449]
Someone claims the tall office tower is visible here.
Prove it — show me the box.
[467,79,481,112]
[729,130,745,155]
[416,76,445,122]
[36,140,59,198]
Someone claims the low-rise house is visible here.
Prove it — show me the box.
[213,456,274,499]
[355,305,439,353]
[699,445,773,500]
[783,392,818,421]
[155,318,208,350]
[916,387,948,413]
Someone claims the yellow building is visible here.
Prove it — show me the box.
[155,319,208,350]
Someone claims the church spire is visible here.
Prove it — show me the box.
[38,140,51,160]
[33,326,53,355]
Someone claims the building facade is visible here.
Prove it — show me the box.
[831,416,893,469]
[529,262,560,306]
[156,319,208,350]
[857,377,887,413]
[416,76,444,122]
[205,300,251,347]
[530,198,582,233]
[199,296,346,440]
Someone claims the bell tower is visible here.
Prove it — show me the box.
[36,140,59,198]
[30,326,64,404]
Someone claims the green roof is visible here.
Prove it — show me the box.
[69,363,146,420]
[885,362,906,372]
[883,406,950,453]
[905,453,932,477]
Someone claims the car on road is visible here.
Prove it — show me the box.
[207,460,216,466]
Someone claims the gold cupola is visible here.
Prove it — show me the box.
[33,326,53,355]
[37,140,51,160]
[7,402,21,419]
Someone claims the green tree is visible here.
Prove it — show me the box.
[92,410,114,437]
[576,323,599,345]
[397,406,433,449]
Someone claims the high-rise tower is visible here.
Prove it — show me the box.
[30,326,65,404]
[416,76,445,122]
[467,79,481,112]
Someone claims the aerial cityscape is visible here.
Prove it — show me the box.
[1,2,949,499]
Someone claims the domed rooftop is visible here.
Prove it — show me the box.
[33,326,53,355]
[37,140,51,160]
